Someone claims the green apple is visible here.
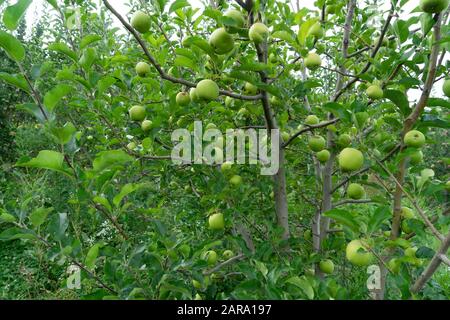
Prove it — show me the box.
[225,96,233,108]
[319,259,335,274]
[308,136,326,152]
[129,105,146,121]
[130,11,151,33]
[326,5,337,14]
[209,28,234,54]
[308,22,324,38]
[176,92,191,106]
[223,9,246,33]
[304,52,322,70]
[443,79,450,97]
[127,142,137,150]
[401,219,415,234]
[269,53,278,64]
[194,293,202,300]
[339,148,364,171]
[192,279,202,289]
[316,150,331,163]
[221,161,233,173]
[409,150,423,165]
[223,250,234,259]
[230,175,242,186]
[135,62,151,77]
[337,134,351,148]
[388,258,401,274]
[204,250,218,265]
[209,213,225,230]
[141,120,152,132]
[401,207,415,219]
[404,247,418,258]
[249,22,269,44]
[190,88,200,102]
[404,130,426,148]
[420,0,449,13]
[179,244,191,258]
[366,85,384,100]
[196,79,219,101]
[347,183,365,200]
[346,239,374,266]
[305,115,320,125]
[244,82,258,95]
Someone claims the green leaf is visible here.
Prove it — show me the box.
[427,98,450,109]
[16,150,73,176]
[16,103,50,122]
[384,90,410,116]
[323,209,360,232]
[85,243,101,270]
[0,31,25,61]
[174,55,195,69]
[93,196,112,212]
[113,183,143,207]
[92,150,134,173]
[0,227,36,241]
[3,0,33,31]
[45,0,58,10]
[80,34,102,49]
[169,0,190,13]
[0,210,16,223]
[48,42,77,61]
[0,72,30,93]
[97,76,116,95]
[29,207,53,228]
[48,212,68,241]
[298,19,318,46]
[50,122,77,145]
[416,246,435,259]
[43,84,72,111]
[367,206,391,234]
[272,30,296,45]
[286,276,314,299]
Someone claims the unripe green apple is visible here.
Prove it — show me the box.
[209,28,235,55]
[405,247,418,258]
[141,120,153,132]
[404,130,426,148]
[135,62,151,77]
[308,22,324,38]
[221,161,233,173]
[249,22,269,44]
[346,239,374,266]
[196,79,220,101]
[190,88,200,102]
[223,250,234,259]
[179,244,191,258]
[129,105,146,121]
[410,150,424,165]
[326,5,337,14]
[420,0,449,13]
[127,142,137,150]
[244,82,258,95]
[316,150,331,163]
[443,79,450,97]
[230,175,243,186]
[204,250,218,265]
[401,207,415,219]
[337,134,352,148]
[388,258,401,274]
[304,52,322,70]
[130,11,151,34]
[308,136,326,152]
[319,259,335,274]
[223,9,246,33]
[339,148,364,172]
[209,213,225,230]
[192,279,202,289]
[347,183,365,200]
[401,219,415,234]
[305,115,320,125]
[176,92,191,106]
[225,96,233,108]
[366,85,384,100]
